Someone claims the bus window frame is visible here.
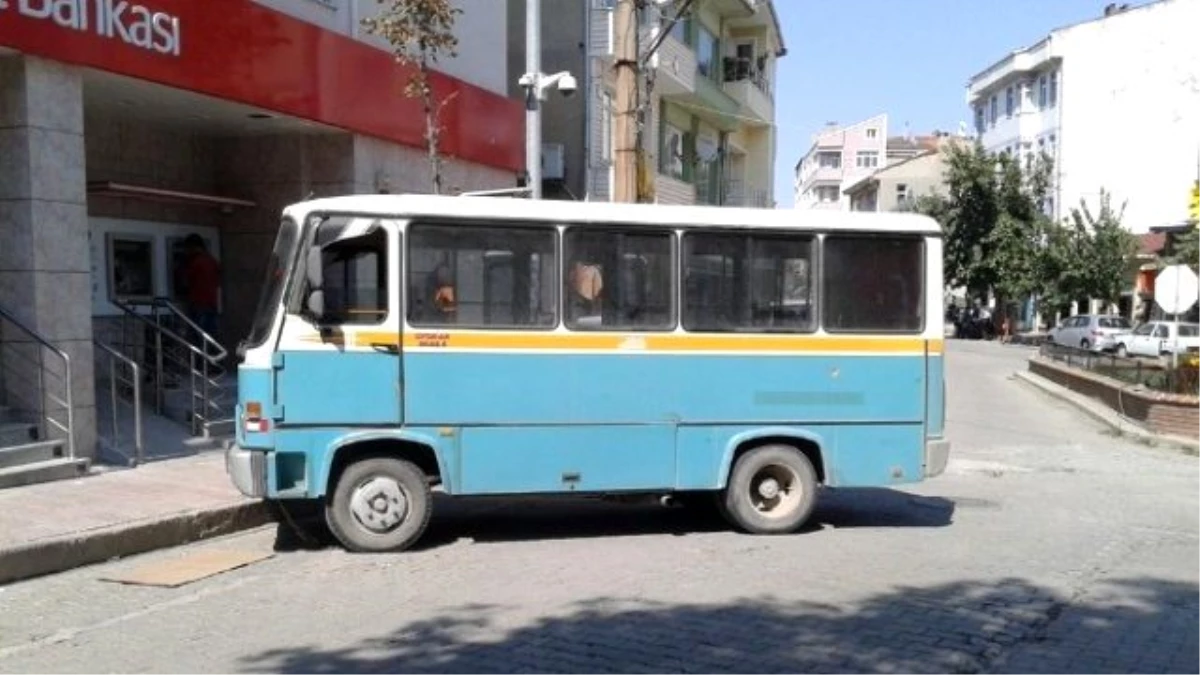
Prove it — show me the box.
[561,222,679,333]
[287,211,399,329]
[405,216,561,332]
[819,231,927,335]
[679,227,820,335]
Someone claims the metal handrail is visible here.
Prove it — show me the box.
[0,305,75,459]
[109,298,234,437]
[94,339,144,466]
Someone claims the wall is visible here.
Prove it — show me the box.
[874,151,948,212]
[254,0,509,96]
[1055,0,1200,233]
[1028,357,1199,440]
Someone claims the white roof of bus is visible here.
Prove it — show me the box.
[285,193,942,235]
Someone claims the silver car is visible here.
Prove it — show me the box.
[1047,314,1132,352]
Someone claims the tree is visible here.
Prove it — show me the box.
[1064,189,1139,308]
[364,0,462,195]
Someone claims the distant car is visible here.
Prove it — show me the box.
[1114,321,1200,358]
[1047,314,1132,352]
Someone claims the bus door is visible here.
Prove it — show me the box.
[273,216,403,427]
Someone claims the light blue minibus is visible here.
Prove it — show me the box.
[226,194,949,552]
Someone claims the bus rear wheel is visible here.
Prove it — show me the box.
[326,457,432,553]
[722,444,818,534]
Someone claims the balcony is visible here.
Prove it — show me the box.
[721,57,773,125]
[697,179,770,208]
[648,31,696,98]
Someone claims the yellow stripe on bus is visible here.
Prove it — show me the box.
[300,331,944,355]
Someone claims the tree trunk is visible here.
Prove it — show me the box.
[419,61,442,195]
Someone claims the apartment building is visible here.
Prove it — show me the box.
[0,0,523,485]
[509,0,785,207]
[966,0,1200,232]
[844,135,964,212]
[793,114,888,210]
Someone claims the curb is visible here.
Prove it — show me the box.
[1013,370,1200,455]
[0,501,275,587]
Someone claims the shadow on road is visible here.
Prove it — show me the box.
[238,576,1199,674]
[270,488,955,553]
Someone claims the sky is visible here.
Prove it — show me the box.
[770,0,1155,207]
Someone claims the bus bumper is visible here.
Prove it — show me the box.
[925,438,950,478]
[225,445,267,498]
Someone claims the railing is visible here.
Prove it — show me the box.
[1039,342,1199,396]
[722,56,773,99]
[108,298,233,438]
[94,339,144,466]
[711,179,771,208]
[0,305,75,459]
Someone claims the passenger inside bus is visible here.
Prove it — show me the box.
[567,260,604,328]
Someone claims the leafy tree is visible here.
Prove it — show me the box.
[1064,189,1139,307]
[1168,225,1199,271]
[364,0,462,195]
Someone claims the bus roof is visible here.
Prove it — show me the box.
[285,193,943,235]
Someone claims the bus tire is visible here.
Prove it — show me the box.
[722,444,818,535]
[325,456,432,553]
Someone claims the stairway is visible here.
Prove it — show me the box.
[0,405,89,490]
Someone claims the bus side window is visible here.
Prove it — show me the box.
[564,227,675,331]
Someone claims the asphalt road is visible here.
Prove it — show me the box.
[1,340,1196,674]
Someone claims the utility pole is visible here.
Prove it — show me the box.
[612,0,638,203]
[525,0,542,199]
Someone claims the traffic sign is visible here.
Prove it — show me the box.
[1154,264,1199,315]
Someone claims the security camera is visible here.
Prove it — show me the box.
[557,73,577,97]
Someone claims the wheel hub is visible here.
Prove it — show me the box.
[757,477,781,500]
[350,476,408,534]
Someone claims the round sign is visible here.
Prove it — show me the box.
[1154,264,1200,315]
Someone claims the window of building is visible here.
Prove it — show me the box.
[306,220,388,325]
[1005,86,1014,117]
[816,185,840,203]
[822,235,923,332]
[660,121,688,180]
[974,105,985,134]
[856,150,879,169]
[696,23,719,81]
[866,127,878,139]
[669,13,689,44]
[408,223,557,329]
[1049,71,1058,107]
[896,183,909,205]
[564,227,674,331]
[989,95,998,125]
[600,91,613,163]
[818,152,841,169]
[683,232,815,332]
[1038,74,1048,108]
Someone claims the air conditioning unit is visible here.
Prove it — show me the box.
[542,143,566,181]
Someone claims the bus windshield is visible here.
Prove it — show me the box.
[242,218,300,352]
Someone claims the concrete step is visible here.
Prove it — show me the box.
[0,457,89,490]
[0,439,63,469]
[0,421,38,447]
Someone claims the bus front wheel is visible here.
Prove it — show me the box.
[722,444,818,535]
[326,457,432,553]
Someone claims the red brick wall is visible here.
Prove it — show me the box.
[1029,357,1199,440]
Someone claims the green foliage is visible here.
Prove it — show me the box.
[913,140,1138,320]
[363,0,462,194]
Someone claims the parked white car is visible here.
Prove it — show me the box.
[1114,321,1200,358]
[1047,314,1132,352]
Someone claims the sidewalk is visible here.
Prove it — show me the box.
[0,451,274,586]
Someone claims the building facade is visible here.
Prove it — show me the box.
[793,114,888,210]
[0,0,524,474]
[966,0,1200,233]
[509,0,785,207]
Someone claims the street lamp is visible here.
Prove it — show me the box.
[517,0,576,200]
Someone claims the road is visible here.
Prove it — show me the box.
[1,341,1196,674]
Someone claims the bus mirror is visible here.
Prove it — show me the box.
[305,288,325,319]
[306,247,324,290]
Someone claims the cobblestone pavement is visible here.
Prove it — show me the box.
[0,341,1196,674]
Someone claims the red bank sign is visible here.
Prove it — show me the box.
[0,0,523,172]
[0,0,181,55]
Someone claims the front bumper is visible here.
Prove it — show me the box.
[225,444,268,498]
[924,438,950,478]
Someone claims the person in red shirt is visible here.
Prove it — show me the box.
[181,234,221,338]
